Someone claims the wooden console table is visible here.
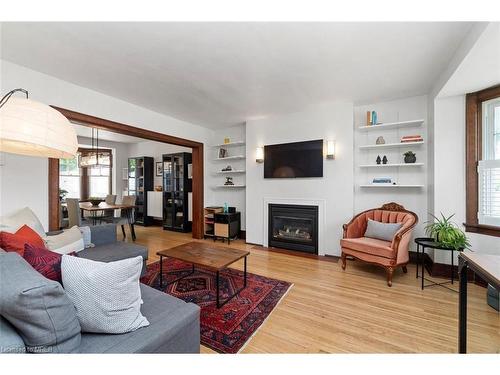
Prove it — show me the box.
[458,251,500,353]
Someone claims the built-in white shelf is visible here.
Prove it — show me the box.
[214,185,246,188]
[213,155,245,161]
[359,163,424,168]
[360,184,424,188]
[358,119,424,131]
[213,141,246,147]
[359,141,424,150]
[215,170,246,174]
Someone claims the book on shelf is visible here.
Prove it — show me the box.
[372,177,393,184]
[400,135,423,143]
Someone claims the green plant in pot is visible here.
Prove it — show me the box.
[59,188,69,201]
[425,213,470,250]
[403,151,416,163]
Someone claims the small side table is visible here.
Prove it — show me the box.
[414,237,462,292]
[214,212,241,244]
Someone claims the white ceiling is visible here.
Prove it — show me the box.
[2,22,474,128]
[73,123,146,144]
[438,22,500,98]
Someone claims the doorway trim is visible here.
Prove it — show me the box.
[48,106,204,239]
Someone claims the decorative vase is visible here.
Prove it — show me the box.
[382,155,388,164]
[376,136,385,145]
[404,153,416,163]
[376,155,381,165]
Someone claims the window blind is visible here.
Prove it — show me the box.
[478,159,500,226]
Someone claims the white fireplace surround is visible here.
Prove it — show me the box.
[262,197,326,255]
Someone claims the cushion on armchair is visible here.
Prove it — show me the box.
[364,219,402,242]
[340,237,395,258]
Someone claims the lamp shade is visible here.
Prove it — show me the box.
[0,97,78,158]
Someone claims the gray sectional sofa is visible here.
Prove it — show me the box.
[0,224,200,354]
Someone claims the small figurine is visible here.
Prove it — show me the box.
[221,165,232,171]
[382,155,388,164]
[224,177,234,186]
[376,136,385,145]
[376,155,382,165]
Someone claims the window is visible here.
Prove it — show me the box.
[88,165,111,197]
[465,85,500,236]
[59,148,113,200]
[59,154,81,199]
[478,98,500,226]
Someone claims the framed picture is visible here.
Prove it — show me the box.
[155,161,163,176]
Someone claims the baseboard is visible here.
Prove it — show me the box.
[249,244,339,263]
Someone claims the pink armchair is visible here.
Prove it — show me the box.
[340,202,418,286]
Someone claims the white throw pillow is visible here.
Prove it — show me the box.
[0,207,46,238]
[44,226,84,254]
[61,255,149,334]
[78,226,94,248]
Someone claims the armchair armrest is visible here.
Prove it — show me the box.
[88,224,117,246]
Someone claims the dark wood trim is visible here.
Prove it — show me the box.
[239,230,246,240]
[191,145,204,239]
[51,106,203,149]
[49,106,204,239]
[48,158,60,232]
[465,84,500,237]
[463,223,500,238]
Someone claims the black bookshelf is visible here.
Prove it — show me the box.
[163,152,192,232]
[128,156,154,226]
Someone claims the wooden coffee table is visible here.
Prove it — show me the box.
[156,242,250,308]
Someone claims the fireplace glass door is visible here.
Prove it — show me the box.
[268,204,318,254]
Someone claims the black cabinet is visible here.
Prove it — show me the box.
[163,152,192,232]
[214,212,241,244]
[128,156,154,226]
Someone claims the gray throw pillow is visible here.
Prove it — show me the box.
[61,255,149,334]
[364,219,402,242]
[0,252,81,353]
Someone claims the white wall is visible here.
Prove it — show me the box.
[433,95,500,263]
[0,60,214,230]
[354,96,428,242]
[430,22,500,264]
[127,140,191,188]
[245,101,354,256]
[210,124,246,229]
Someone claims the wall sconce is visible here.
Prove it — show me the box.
[256,147,264,163]
[326,140,335,159]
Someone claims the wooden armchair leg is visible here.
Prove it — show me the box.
[386,267,394,287]
[402,265,408,273]
[341,252,347,270]
[121,225,126,240]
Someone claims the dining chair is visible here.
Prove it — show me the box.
[66,198,90,227]
[100,194,117,220]
[103,195,136,240]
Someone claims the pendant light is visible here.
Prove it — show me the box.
[78,127,110,168]
[0,88,78,158]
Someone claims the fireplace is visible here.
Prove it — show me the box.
[268,204,319,254]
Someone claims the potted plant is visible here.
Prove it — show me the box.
[403,151,416,163]
[425,213,470,250]
[59,188,69,201]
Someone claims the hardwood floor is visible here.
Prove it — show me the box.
[126,225,500,354]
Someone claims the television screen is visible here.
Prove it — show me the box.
[264,140,323,178]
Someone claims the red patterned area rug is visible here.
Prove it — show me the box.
[140,258,292,353]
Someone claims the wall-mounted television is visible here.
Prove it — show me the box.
[264,139,323,178]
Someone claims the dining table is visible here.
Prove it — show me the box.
[78,202,137,241]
